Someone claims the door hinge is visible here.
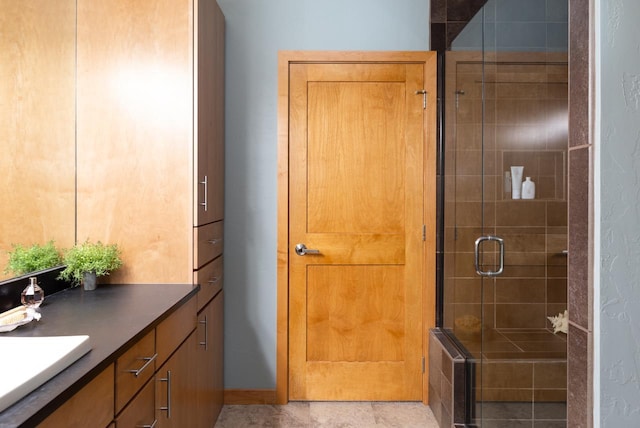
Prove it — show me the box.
[422,225,426,242]
[415,90,427,109]
[422,356,426,373]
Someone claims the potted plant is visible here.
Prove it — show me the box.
[59,240,123,290]
[5,241,62,276]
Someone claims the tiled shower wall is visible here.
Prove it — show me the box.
[431,0,593,425]
[442,58,568,336]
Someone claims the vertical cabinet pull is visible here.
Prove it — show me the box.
[158,370,172,419]
[200,175,208,212]
[474,236,505,277]
[199,316,208,350]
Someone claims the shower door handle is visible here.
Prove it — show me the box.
[474,236,505,277]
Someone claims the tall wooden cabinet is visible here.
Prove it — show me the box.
[75,0,225,426]
[76,0,225,285]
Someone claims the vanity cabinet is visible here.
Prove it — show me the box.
[39,365,115,428]
[114,298,197,428]
[156,333,197,428]
[196,290,224,426]
[76,0,225,285]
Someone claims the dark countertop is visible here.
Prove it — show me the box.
[0,283,198,428]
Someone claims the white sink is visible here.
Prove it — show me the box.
[0,335,91,412]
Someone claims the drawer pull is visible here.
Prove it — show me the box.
[136,420,158,428]
[207,238,221,245]
[199,315,208,350]
[126,353,157,377]
[208,276,220,284]
[200,176,208,212]
[158,370,172,418]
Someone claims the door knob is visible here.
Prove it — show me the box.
[295,243,320,256]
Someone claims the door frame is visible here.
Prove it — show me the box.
[276,51,437,404]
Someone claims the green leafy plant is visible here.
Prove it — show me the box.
[59,240,123,286]
[5,241,62,276]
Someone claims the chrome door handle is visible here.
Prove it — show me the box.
[474,236,504,277]
[295,243,320,256]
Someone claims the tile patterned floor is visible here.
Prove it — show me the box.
[214,402,439,427]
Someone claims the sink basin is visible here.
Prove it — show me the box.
[0,335,91,412]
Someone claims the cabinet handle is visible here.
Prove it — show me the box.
[125,353,157,377]
[136,419,158,428]
[158,370,172,419]
[208,276,220,284]
[207,238,221,245]
[200,175,208,212]
[199,315,208,350]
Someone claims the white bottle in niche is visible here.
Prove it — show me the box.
[522,177,536,199]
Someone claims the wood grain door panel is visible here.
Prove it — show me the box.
[288,62,425,401]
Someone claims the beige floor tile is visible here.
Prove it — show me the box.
[215,402,439,427]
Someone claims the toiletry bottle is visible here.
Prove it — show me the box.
[21,277,44,308]
[522,176,536,199]
[511,166,524,199]
[504,171,511,196]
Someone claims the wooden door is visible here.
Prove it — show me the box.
[288,60,428,401]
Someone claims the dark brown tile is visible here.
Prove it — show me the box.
[567,324,591,427]
[430,0,447,22]
[484,351,567,360]
[446,0,487,22]
[534,402,567,419]
[480,388,533,402]
[568,148,591,329]
[501,265,546,278]
[535,389,567,402]
[430,23,447,52]
[482,362,533,389]
[496,303,546,329]
[447,22,468,46]
[500,231,546,253]
[534,362,567,389]
[495,278,546,303]
[453,361,467,424]
[496,200,547,227]
[442,349,453,383]
[499,330,566,343]
[441,376,453,417]
[518,341,567,354]
[429,385,442,423]
[548,265,568,278]
[547,278,568,303]
[569,0,590,148]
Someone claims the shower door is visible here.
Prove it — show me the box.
[442,1,569,426]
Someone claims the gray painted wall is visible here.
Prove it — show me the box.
[599,0,640,425]
[452,0,568,51]
[216,0,430,389]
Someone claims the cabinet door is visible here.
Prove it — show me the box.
[39,364,114,428]
[115,378,155,428]
[196,290,224,426]
[156,333,197,428]
[194,0,225,226]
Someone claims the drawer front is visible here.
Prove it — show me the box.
[194,256,223,311]
[39,364,114,428]
[115,377,155,428]
[194,221,223,269]
[156,296,197,367]
[115,329,156,414]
